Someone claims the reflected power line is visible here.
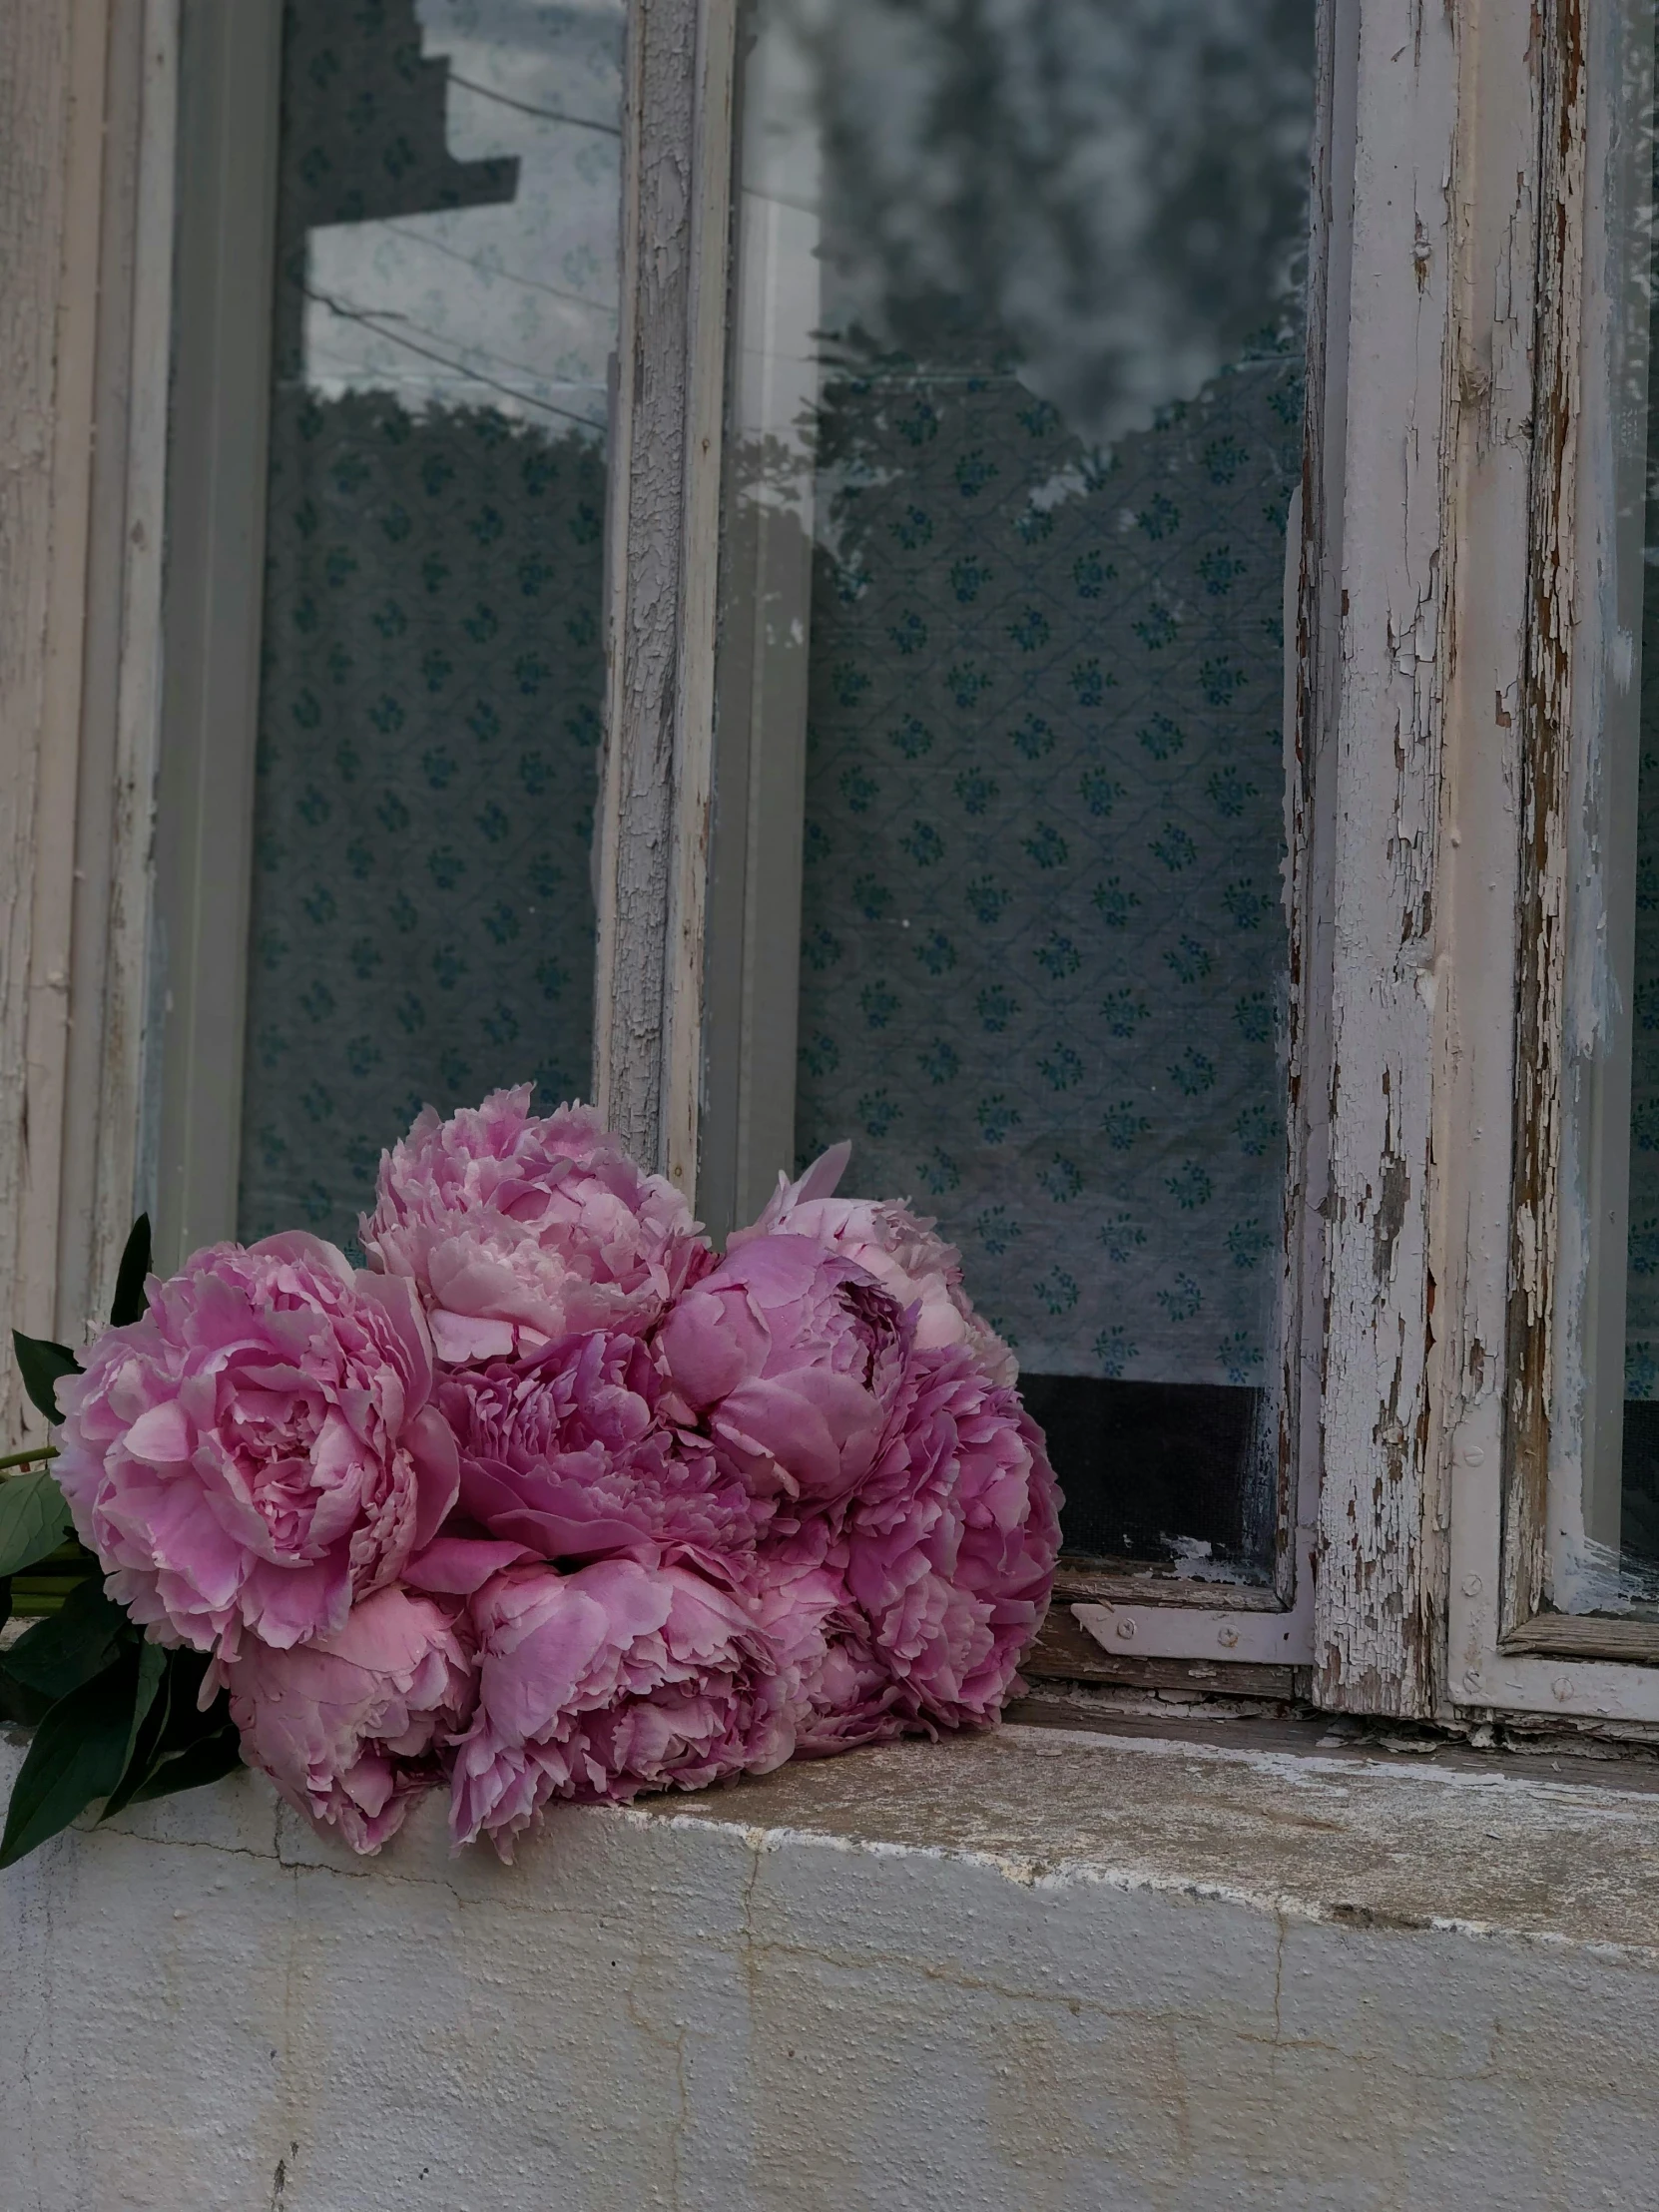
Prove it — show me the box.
[446,69,622,137]
[305,286,605,430]
[378,219,613,317]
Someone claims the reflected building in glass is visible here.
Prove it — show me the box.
[238,0,621,1253]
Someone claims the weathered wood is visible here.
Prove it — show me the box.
[54,0,145,1340]
[84,0,178,1327]
[16,0,109,1380]
[1435,0,1552,1715]
[1432,2,1659,1727]
[1502,0,1584,1644]
[1,4,80,1447]
[1,0,181,1427]
[1272,0,1348,1628]
[149,0,278,1270]
[1502,1615,1659,1665]
[1053,1566,1286,1614]
[1313,0,1462,1715]
[594,0,737,1188]
[593,0,686,1168]
[57,0,179,1342]
[660,0,736,1200]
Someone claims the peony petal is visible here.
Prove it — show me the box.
[404,1535,533,1594]
[354,1269,436,1400]
[429,1310,518,1365]
[427,1238,558,1332]
[656,1285,769,1406]
[404,1403,462,1551]
[239,1553,352,1649]
[228,1584,475,1856]
[322,1583,449,1674]
[248,1230,357,1286]
[123,1399,194,1463]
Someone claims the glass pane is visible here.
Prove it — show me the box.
[1563,0,1659,1612]
[1631,10,1659,1589]
[711,0,1317,1575]
[238,0,621,1252]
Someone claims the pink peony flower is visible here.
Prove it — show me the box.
[655,1235,908,1507]
[439,1331,769,1569]
[735,1143,1017,1387]
[54,1234,459,1656]
[840,1346,1061,1729]
[449,1557,794,1857]
[360,1088,712,1364]
[228,1584,476,1853]
[743,1530,912,1757]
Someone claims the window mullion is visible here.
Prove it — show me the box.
[1311,0,1462,1716]
[1448,0,1659,1726]
[150,0,281,1272]
[594,0,738,1188]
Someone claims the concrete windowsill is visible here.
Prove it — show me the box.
[629,1713,1659,1955]
[9,1714,1659,2208]
[5,1706,1658,1952]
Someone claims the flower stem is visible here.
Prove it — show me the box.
[0,1443,58,1473]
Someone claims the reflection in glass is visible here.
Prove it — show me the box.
[238,0,621,1251]
[711,0,1316,1571]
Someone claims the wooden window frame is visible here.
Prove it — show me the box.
[0,0,180,1434]
[14,0,1659,1736]
[149,0,281,1275]
[598,0,1472,1708]
[1445,0,1659,1724]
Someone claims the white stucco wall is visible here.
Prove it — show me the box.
[4,1719,1659,2211]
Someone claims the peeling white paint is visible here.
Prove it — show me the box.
[594,0,737,1193]
[0,0,174,1445]
[1315,0,1463,1716]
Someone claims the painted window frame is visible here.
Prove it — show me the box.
[0,0,180,1375]
[149,0,280,1274]
[12,0,1659,1732]
[600,0,1445,1705]
[601,0,1659,1722]
[1445,0,1659,1725]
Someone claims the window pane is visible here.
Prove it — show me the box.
[238,0,620,1251]
[1561,0,1659,1612]
[711,0,1316,1573]
[1631,17,1659,1593]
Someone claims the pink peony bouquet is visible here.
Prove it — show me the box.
[0,1090,1059,1866]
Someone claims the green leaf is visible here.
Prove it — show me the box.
[0,1471,73,1577]
[99,1649,176,1822]
[15,1536,99,1576]
[122,1642,165,1767]
[0,1649,143,1867]
[0,1667,53,1730]
[109,1216,152,1329]
[143,1648,214,1758]
[98,1648,239,1820]
[4,1576,128,1701]
[11,1333,81,1425]
[123,1722,243,1807]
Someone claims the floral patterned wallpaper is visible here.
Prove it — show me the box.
[794,324,1302,1383]
[237,0,617,1252]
